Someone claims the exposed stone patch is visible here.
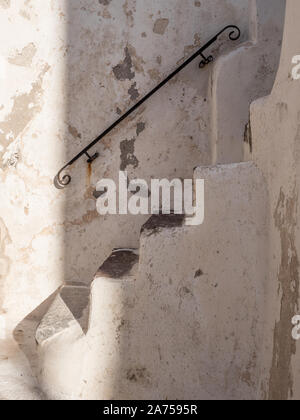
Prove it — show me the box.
[120,138,139,171]
[8,43,37,67]
[128,82,139,101]
[113,47,135,81]
[0,0,10,9]
[153,18,169,35]
[269,187,299,400]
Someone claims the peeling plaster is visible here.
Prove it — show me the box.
[147,68,161,82]
[99,0,111,5]
[113,47,135,81]
[0,0,10,9]
[8,43,37,67]
[269,187,299,400]
[0,64,50,169]
[120,138,139,171]
[244,121,252,153]
[68,125,82,140]
[128,82,139,101]
[153,18,169,35]
[123,0,135,28]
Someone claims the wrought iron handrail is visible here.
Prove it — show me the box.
[54,25,241,189]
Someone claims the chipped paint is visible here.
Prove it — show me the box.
[113,47,135,81]
[68,125,82,139]
[136,122,145,136]
[153,18,169,35]
[0,0,282,401]
[128,82,139,101]
[269,188,299,400]
[123,0,135,28]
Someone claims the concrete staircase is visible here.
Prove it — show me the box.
[31,162,268,400]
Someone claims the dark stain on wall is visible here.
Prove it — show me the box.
[113,47,135,81]
[244,121,252,153]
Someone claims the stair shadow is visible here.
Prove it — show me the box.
[13,289,60,379]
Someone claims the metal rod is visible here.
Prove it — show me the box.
[54,25,241,189]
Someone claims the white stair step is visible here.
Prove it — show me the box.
[94,248,139,282]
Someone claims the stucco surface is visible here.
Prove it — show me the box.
[1,0,296,401]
